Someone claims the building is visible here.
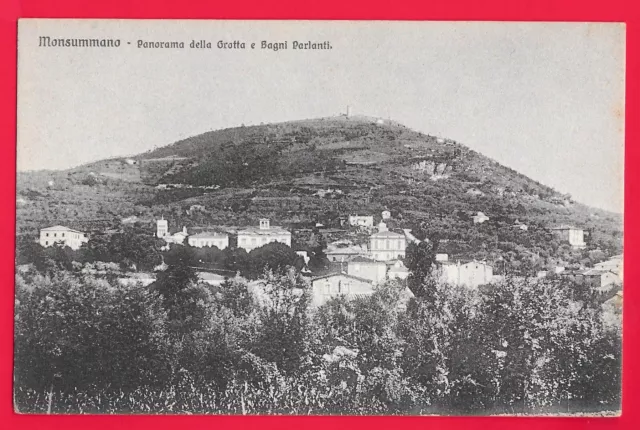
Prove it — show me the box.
[347,257,388,284]
[118,273,155,287]
[403,229,422,244]
[438,260,494,288]
[237,218,291,252]
[349,215,374,228]
[310,272,374,307]
[156,219,188,244]
[594,255,623,280]
[388,260,409,280]
[296,251,310,265]
[551,225,586,249]
[188,231,229,249]
[39,225,88,250]
[473,212,490,224]
[156,218,169,238]
[121,215,139,225]
[197,272,226,286]
[435,253,449,262]
[381,210,391,220]
[513,220,528,231]
[171,227,189,245]
[581,269,621,292]
[603,290,623,313]
[370,221,407,261]
[325,243,368,262]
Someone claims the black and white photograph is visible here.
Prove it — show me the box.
[14,20,624,415]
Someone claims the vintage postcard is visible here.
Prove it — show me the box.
[14,19,624,415]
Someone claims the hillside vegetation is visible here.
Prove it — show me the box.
[16,115,622,272]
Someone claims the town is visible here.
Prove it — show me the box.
[33,209,623,310]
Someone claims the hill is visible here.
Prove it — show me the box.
[16,115,623,273]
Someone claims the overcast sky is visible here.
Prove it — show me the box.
[17,20,625,213]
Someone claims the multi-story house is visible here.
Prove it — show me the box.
[188,232,229,249]
[237,218,291,252]
[369,222,407,261]
[39,225,88,250]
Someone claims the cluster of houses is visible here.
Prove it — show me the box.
[35,212,617,309]
[155,217,291,252]
[544,254,623,291]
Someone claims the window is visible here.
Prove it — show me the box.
[46,233,49,237]
[45,241,48,245]
[62,233,65,237]
[54,233,57,237]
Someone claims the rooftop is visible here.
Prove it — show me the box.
[311,272,373,284]
[371,230,405,238]
[349,256,383,263]
[551,225,582,231]
[41,225,85,234]
[190,231,229,239]
[238,226,290,236]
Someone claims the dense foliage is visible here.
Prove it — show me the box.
[14,259,620,415]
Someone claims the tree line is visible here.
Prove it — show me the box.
[14,243,621,415]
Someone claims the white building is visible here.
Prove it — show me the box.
[551,225,586,249]
[439,260,494,288]
[594,255,623,280]
[582,269,621,292]
[435,253,449,262]
[347,257,388,284]
[188,232,229,249]
[237,218,291,252]
[197,272,226,286]
[388,260,409,280]
[473,212,490,224]
[296,251,311,265]
[156,219,188,244]
[381,210,391,220]
[370,222,407,261]
[310,272,374,307]
[349,215,374,228]
[156,218,169,238]
[39,225,88,250]
[171,228,188,245]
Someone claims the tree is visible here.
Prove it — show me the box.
[253,269,311,373]
[150,253,207,334]
[14,272,171,402]
[307,229,329,271]
[214,276,255,317]
[86,228,162,271]
[15,235,46,270]
[405,240,439,300]
[247,242,303,279]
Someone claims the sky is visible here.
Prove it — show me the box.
[17,20,625,213]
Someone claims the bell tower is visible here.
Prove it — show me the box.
[156,217,168,238]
